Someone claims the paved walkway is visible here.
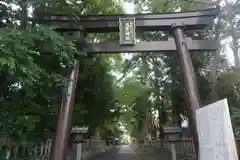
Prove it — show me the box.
[116,145,139,160]
[89,145,174,160]
[91,145,139,160]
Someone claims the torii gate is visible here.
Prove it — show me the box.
[36,8,219,160]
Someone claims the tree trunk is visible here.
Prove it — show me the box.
[152,56,163,139]
[224,0,240,69]
[19,0,28,29]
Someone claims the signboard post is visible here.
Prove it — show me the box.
[196,99,238,160]
[71,126,89,160]
[162,125,182,141]
[171,143,177,160]
[76,142,82,160]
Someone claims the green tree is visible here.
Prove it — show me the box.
[0,0,125,142]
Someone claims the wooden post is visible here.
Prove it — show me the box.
[50,60,79,160]
[76,142,82,160]
[171,143,177,160]
[172,23,200,158]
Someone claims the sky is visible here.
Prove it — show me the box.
[123,1,236,65]
[123,1,135,14]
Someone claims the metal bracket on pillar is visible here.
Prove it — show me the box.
[171,22,186,32]
[171,22,200,159]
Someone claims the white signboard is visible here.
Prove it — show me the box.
[196,99,238,160]
[71,126,89,133]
